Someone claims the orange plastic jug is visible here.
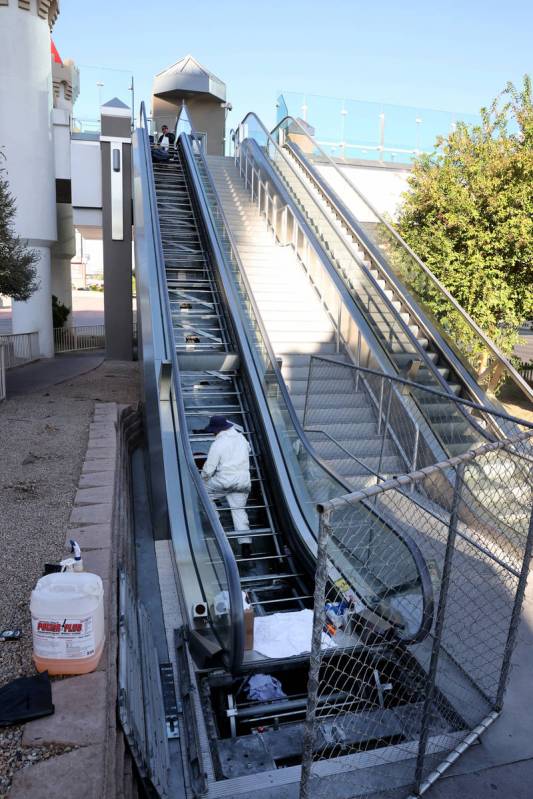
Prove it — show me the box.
[30,572,105,675]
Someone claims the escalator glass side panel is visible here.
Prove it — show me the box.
[134,119,244,672]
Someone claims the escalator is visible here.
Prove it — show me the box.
[274,114,533,421]
[153,153,312,616]
[131,107,475,791]
[232,113,532,464]
[203,112,533,558]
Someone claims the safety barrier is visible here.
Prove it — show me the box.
[0,345,5,401]
[0,331,39,369]
[54,325,105,353]
[300,430,533,798]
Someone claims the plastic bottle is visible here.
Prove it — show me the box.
[59,540,84,573]
[30,572,105,675]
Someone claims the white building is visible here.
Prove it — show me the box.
[0,0,76,357]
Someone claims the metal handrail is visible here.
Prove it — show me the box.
[0,331,39,369]
[138,102,244,672]
[309,354,533,432]
[235,116,500,445]
[321,428,533,512]
[271,114,533,407]
[303,427,391,480]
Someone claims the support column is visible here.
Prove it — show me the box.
[100,98,133,360]
[51,202,75,321]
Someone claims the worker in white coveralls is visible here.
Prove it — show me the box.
[199,415,252,555]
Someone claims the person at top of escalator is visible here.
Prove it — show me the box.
[197,415,252,556]
[157,125,175,150]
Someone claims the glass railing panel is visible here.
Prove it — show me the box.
[183,463,238,654]
[278,91,480,164]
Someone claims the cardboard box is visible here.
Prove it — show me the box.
[244,607,254,651]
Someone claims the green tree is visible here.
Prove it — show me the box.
[396,76,533,383]
[51,294,70,328]
[0,157,39,299]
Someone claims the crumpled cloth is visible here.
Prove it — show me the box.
[253,609,336,659]
[0,671,54,726]
[245,673,287,702]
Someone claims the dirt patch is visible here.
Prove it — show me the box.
[0,360,139,797]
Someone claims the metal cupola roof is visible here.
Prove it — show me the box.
[152,54,226,103]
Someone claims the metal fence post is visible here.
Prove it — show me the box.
[0,345,6,402]
[495,502,533,709]
[303,356,314,430]
[414,462,465,792]
[300,507,333,799]
[377,376,385,435]
[376,380,394,476]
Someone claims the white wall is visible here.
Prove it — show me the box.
[317,162,411,222]
[53,107,71,180]
[71,139,102,209]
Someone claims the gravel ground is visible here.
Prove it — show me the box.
[0,359,139,797]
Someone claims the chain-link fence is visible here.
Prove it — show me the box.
[300,430,533,799]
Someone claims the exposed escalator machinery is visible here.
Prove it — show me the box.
[135,120,459,785]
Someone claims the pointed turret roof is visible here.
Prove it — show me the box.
[153,54,226,103]
[51,39,62,65]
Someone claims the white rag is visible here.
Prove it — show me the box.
[253,609,335,659]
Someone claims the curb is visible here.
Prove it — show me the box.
[10,402,121,799]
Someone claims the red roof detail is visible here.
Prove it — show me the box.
[51,40,63,65]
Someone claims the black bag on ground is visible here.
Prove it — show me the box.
[0,671,54,725]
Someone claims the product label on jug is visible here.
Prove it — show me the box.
[32,614,96,659]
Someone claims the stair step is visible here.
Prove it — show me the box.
[305,406,377,425]
[311,436,397,459]
[324,454,404,476]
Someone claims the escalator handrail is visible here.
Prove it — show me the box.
[270,113,533,408]
[280,133,506,420]
[179,130,437,643]
[138,102,244,672]
[284,137,475,386]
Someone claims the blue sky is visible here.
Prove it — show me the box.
[54,0,532,132]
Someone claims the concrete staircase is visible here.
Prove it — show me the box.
[206,155,405,487]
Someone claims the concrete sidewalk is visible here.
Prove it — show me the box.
[6,353,104,397]
[422,567,533,798]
